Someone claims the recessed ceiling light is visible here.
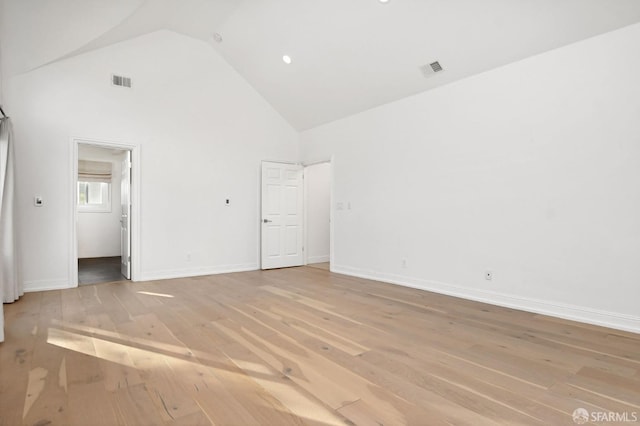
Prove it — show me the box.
[282,55,292,64]
[379,0,389,3]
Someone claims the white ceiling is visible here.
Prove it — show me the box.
[3,0,640,130]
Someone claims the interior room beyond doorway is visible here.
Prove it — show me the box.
[305,162,331,268]
[77,143,130,286]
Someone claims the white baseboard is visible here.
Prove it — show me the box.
[307,255,330,264]
[22,264,259,292]
[24,279,74,292]
[78,253,121,259]
[331,264,640,335]
[139,263,259,281]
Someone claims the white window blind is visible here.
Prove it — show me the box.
[78,160,112,183]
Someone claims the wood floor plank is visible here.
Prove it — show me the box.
[132,311,262,426]
[67,381,121,426]
[112,383,167,426]
[247,302,370,356]
[85,313,145,392]
[2,266,639,425]
[114,315,204,422]
[298,337,501,425]
[0,294,43,425]
[21,337,69,425]
[215,339,328,425]
[549,382,639,414]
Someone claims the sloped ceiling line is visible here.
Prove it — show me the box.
[2,0,640,130]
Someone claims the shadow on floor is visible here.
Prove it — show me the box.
[78,256,127,286]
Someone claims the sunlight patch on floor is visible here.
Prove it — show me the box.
[137,291,174,298]
[46,327,280,381]
[232,358,346,426]
[23,367,48,419]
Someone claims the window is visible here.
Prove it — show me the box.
[77,181,111,212]
[77,159,113,212]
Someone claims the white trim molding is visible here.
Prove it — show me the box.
[24,279,75,293]
[140,263,259,282]
[331,264,640,334]
[70,137,142,286]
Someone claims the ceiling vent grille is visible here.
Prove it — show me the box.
[111,74,132,88]
[420,61,444,78]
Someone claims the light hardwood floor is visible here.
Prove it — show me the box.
[1,266,639,425]
[307,262,330,271]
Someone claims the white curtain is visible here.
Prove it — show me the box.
[1,117,22,342]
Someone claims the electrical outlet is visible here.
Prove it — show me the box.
[186,252,192,262]
[485,270,493,280]
[402,259,408,268]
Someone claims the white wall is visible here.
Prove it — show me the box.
[0,46,4,105]
[77,146,123,259]
[0,61,5,341]
[0,53,4,341]
[300,23,640,333]
[5,30,298,290]
[305,162,331,264]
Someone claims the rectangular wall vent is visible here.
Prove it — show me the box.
[111,74,132,88]
[430,61,443,72]
[420,61,444,78]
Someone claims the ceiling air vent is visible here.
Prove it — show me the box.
[111,74,132,88]
[420,61,444,78]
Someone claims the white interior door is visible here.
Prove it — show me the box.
[261,161,304,269]
[120,151,131,279]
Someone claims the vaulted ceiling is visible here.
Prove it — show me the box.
[2,0,640,130]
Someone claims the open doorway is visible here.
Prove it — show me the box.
[73,142,133,285]
[304,161,331,271]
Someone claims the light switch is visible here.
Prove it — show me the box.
[34,196,43,207]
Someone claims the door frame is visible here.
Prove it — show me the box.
[70,137,141,287]
[302,157,334,269]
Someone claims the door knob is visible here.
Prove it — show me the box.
[263,219,272,223]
